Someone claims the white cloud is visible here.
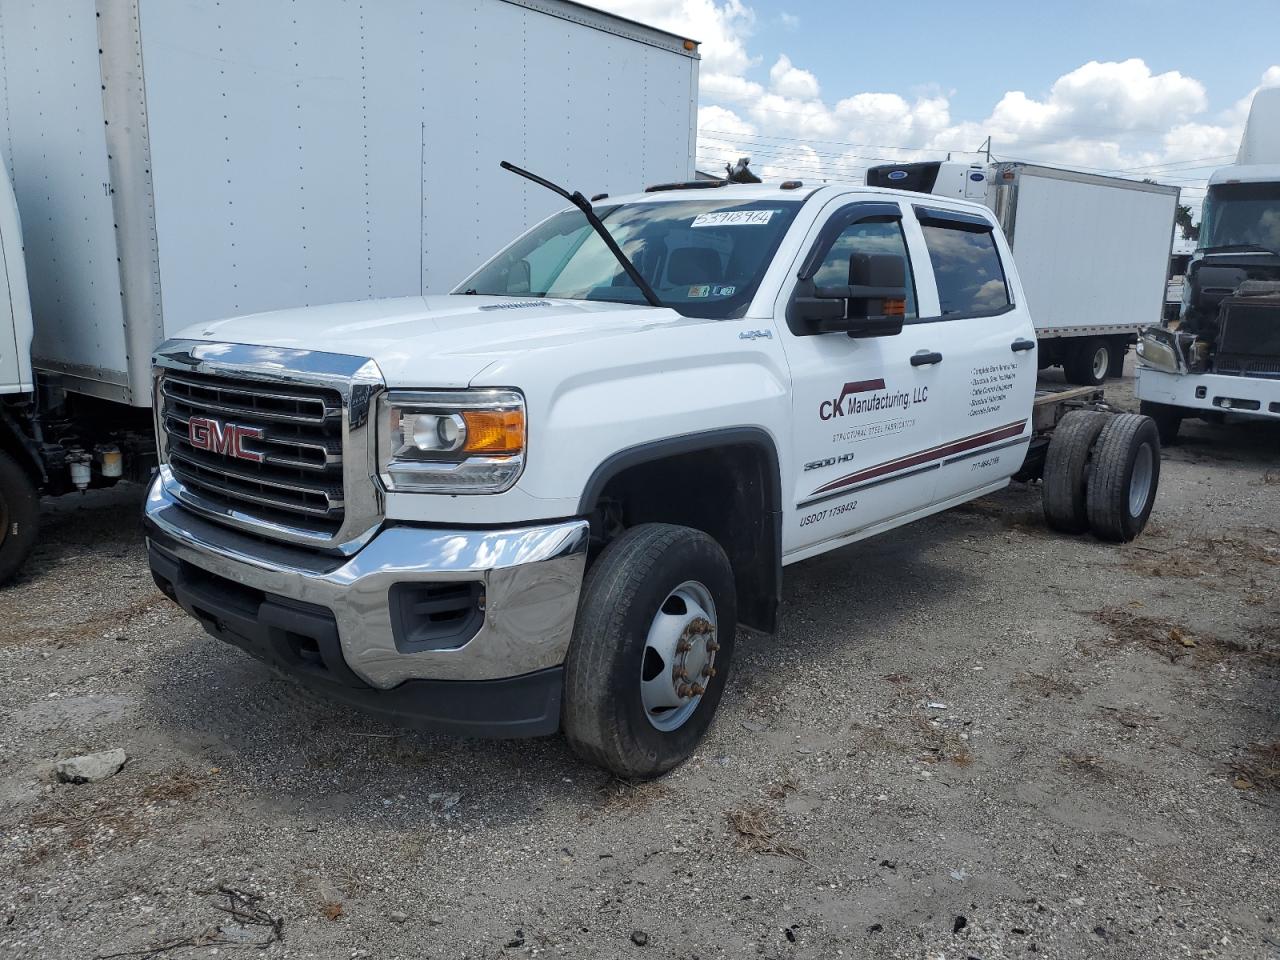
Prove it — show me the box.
[592,0,1277,208]
[769,54,819,100]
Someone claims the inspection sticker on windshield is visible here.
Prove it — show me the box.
[691,209,778,228]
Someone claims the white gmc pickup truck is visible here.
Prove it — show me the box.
[144,167,1162,778]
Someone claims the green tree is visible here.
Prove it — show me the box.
[1174,203,1199,241]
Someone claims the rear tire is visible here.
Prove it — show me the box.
[1139,400,1182,446]
[1086,414,1161,543]
[1042,410,1108,534]
[0,450,40,585]
[1064,338,1111,386]
[563,523,737,780]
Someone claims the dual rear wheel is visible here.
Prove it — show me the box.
[1042,411,1160,542]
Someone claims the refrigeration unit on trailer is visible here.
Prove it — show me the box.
[1135,86,1280,442]
[866,160,1179,385]
[0,0,699,581]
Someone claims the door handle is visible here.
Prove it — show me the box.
[910,351,943,366]
[1011,338,1036,352]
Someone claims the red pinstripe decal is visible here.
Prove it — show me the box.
[810,419,1028,496]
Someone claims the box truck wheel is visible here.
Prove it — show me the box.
[0,450,40,584]
[1086,414,1161,543]
[1042,410,1108,534]
[1139,400,1182,445]
[1064,338,1112,386]
[563,523,736,780]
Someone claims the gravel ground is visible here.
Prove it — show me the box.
[1,361,1278,960]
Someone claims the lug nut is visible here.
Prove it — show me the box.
[702,665,716,678]
[673,667,689,680]
[677,683,692,698]
[690,683,705,696]
[706,641,720,652]
[676,640,692,653]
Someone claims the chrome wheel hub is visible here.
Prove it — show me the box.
[1129,442,1154,517]
[640,580,718,732]
[1092,346,1109,380]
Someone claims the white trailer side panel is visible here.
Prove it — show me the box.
[0,0,128,394]
[138,0,698,348]
[1005,171,1177,338]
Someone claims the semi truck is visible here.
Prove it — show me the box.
[144,165,1164,778]
[1136,86,1280,442]
[866,160,1179,386]
[0,0,699,582]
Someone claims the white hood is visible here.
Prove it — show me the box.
[181,295,682,387]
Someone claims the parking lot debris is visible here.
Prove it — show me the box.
[55,749,126,784]
[630,930,649,947]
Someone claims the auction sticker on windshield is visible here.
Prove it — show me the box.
[691,210,778,228]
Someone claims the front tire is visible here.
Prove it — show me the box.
[563,523,737,780]
[0,450,40,585]
[1139,400,1182,445]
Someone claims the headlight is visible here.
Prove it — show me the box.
[377,389,525,493]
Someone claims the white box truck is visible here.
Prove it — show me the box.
[1135,86,1280,443]
[0,0,699,581]
[866,160,1179,385]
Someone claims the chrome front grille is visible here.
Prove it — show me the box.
[161,371,347,535]
[153,341,385,553]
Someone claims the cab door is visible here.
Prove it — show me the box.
[907,204,1037,504]
[778,199,946,558]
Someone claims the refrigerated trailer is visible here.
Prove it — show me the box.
[0,0,699,581]
[866,160,1179,385]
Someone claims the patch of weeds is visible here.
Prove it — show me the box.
[1090,607,1269,665]
[1228,742,1280,793]
[726,806,807,862]
[765,772,799,801]
[1060,752,1107,781]
[1012,671,1083,699]
[1098,705,1161,730]
[597,777,669,813]
[911,715,973,767]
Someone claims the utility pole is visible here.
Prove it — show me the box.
[980,135,992,162]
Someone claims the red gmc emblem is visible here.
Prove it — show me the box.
[188,416,265,463]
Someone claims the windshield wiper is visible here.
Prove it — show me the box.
[1201,242,1280,257]
[500,161,664,308]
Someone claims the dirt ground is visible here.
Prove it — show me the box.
[2,361,1278,960]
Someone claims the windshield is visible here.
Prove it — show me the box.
[457,198,802,319]
[1198,182,1280,254]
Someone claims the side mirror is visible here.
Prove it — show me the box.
[791,253,908,337]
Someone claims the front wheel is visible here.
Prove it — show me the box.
[562,523,737,780]
[1139,400,1183,445]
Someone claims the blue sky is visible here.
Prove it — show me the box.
[748,0,1278,121]
[595,1,1280,212]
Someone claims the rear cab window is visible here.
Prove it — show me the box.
[916,207,1011,317]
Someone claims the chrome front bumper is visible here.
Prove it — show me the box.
[144,470,589,688]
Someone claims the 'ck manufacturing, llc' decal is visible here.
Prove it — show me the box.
[819,378,928,421]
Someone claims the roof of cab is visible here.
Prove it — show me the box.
[595,180,999,218]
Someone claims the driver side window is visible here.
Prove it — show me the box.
[813,220,918,318]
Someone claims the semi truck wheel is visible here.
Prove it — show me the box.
[1042,410,1108,534]
[1086,414,1161,543]
[1139,400,1182,445]
[563,523,736,780]
[0,450,40,584]
[1064,338,1111,386]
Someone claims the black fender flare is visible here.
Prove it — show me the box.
[577,427,783,634]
